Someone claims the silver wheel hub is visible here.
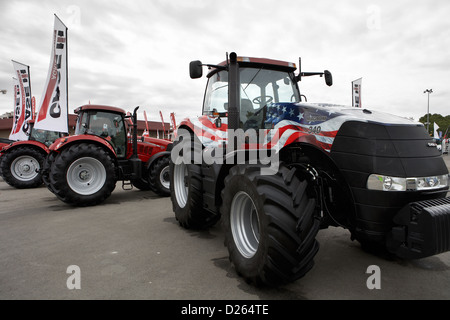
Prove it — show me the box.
[79,169,91,181]
[174,163,188,208]
[11,156,40,181]
[159,166,170,189]
[66,157,107,195]
[230,191,260,259]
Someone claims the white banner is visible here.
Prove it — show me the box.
[352,78,362,108]
[434,122,440,140]
[34,15,68,133]
[160,111,166,139]
[10,62,33,141]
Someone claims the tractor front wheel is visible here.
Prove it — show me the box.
[48,143,117,206]
[149,156,170,196]
[0,146,45,188]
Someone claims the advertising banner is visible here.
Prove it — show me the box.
[352,78,362,108]
[434,122,440,140]
[10,62,33,141]
[34,15,68,133]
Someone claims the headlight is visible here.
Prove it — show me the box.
[367,174,449,191]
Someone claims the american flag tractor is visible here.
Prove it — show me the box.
[169,52,450,286]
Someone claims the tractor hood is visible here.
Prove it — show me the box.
[265,102,418,129]
[263,102,424,152]
[178,102,429,154]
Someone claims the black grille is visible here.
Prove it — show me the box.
[410,197,450,254]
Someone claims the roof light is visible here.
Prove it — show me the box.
[237,57,251,62]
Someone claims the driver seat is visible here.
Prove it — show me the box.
[240,99,254,124]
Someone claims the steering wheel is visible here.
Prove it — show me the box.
[252,95,273,105]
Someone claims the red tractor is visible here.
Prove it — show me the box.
[0,121,67,188]
[43,104,171,206]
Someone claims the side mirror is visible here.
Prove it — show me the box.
[189,60,203,79]
[324,70,333,86]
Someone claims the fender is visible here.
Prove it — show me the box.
[0,138,14,151]
[49,134,116,156]
[0,140,50,154]
[178,117,228,149]
[145,150,171,170]
[178,119,196,133]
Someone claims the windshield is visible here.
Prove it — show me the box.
[75,110,127,157]
[30,128,65,147]
[203,68,300,127]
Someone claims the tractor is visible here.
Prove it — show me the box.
[0,120,67,188]
[169,52,450,286]
[43,104,171,206]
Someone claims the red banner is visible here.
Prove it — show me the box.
[34,15,68,133]
[142,110,150,137]
[159,110,166,139]
[170,112,177,138]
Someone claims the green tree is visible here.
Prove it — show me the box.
[418,113,450,138]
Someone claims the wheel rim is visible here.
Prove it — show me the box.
[230,191,260,259]
[173,162,188,208]
[66,157,106,195]
[11,155,40,182]
[159,165,170,190]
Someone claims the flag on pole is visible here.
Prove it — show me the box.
[10,61,33,141]
[159,110,166,139]
[434,122,440,140]
[170,112,177,139]
[34,14,68,133]
[142,110,150,137]
[31,96,36,120]
[352,78,362,108]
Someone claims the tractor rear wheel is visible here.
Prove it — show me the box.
[149,156,170,196]
[0,146,45,188]
[170,136,219,229]
[221,164,320,286]
[42,151,57,193]
[48,143,117,206]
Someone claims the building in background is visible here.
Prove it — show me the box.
[0,112,171,139]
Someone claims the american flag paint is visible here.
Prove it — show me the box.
[178,102,418,154]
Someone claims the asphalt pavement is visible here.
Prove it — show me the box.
[0,154,449,301]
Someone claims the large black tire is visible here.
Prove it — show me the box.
[148,156,170,196]
[42,151,57,194]
[221,164,320,286]
[170,136,219,229]
[0,146,45,189]
[48,143,117,206]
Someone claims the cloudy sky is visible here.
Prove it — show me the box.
[0,0,449,124]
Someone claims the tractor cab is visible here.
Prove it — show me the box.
[200,58,300,129]
[74,105,128,158]
[192,54,332,131]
